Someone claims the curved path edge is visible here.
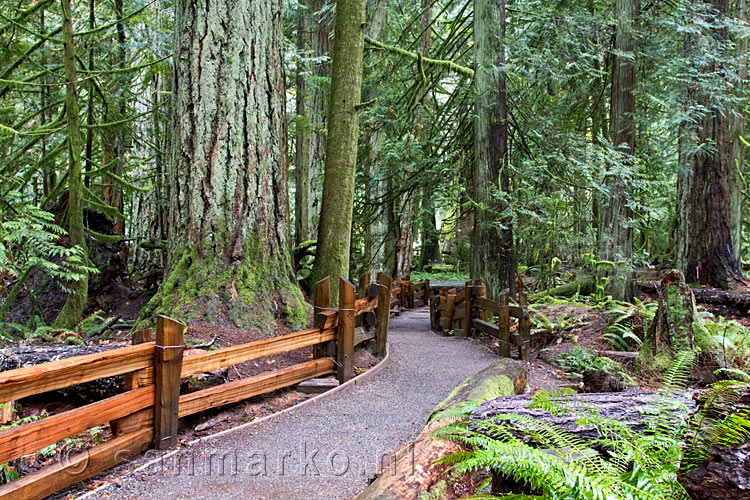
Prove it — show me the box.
[76,344,393,500]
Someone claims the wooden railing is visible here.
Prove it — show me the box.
[0,274,391,500]
[429,280,531,360]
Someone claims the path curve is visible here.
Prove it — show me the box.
[96,308,497,500]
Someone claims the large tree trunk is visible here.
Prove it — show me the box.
[471,0,516,299]
[729,0,748,263]
[675,0,742,289]
[598,0,639,302]
[310,0,366,300]
[295,0,332,247]
[53,0,89,329]
[138,0,306,331]
[419,187,441,269]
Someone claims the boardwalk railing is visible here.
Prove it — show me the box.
[0,274,390,500]
[429,280,531,360]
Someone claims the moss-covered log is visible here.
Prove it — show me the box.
[530,276,596,302]
[136,0,307,332]
[356,359,526,500]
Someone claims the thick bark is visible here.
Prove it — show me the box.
[729,0,748,262]
[310,0,366,300]
[53,0,89,329]
[472,391,696,442]
[419,187,441,269]
[140,0,306,331]
[295,0,332,247]
[598,0,639,302]
[675,0,742,289]
[471,0,516,299]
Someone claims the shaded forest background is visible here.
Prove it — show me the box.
[1,0,749,337]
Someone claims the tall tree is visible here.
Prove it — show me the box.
[729,0,748,261]
[138,0,307,329]
[310,0,366,299]
[598,0,639,301]
[471,0,517,298]
[53,0,88,328]
[295,0,332,247]
[676,0,742,289]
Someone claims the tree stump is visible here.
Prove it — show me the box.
[646,270,696,353]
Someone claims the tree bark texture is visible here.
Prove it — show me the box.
[54,0,89,329]
[146,0,307,330]
[311,0,366,301]
[471,0,517,299]
[676,0,742,289]
[598,0,639,302]
[729,0,748,262]
[295,0,332,247]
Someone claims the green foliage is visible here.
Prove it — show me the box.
[432,354,701,500]
[602,299,658,351]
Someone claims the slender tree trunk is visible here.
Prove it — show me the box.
[295,0,332,247]
[420,186,441,269]
[598,0,639,301]
[310,0,366,300]
[676,0,742,289]
[137,0,307,330]
[471,0,516,298]
[54,0,89,328]
[730,0,748,263]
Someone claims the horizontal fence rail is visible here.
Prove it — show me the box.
[0,273,393,500]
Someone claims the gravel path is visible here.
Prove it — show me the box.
[95,308,497,500]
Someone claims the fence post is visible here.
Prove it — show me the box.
[337,277,356,383]
[313,277,331,359]
[357,272,371,299]
[154,315,184,449]
[444,289,456,332]
[477,280,488,321]
[464,280,474,337]
[518,291,531,361]
[498,294,511,358]
[375,272,392,357]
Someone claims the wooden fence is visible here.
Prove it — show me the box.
[0,275,390,500]
[429,280,531,360]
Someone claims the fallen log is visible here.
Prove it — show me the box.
[530,277,596,302]
[356,359,527,500]
[639,282,750,311]
[472,390,696,442]
[680,442,750,500]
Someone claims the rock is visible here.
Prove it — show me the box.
[356,359,527,500]
[583,357,635,392]
[681,442,750,500]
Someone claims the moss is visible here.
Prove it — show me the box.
[418,479,448,500]
[466,375,515,402]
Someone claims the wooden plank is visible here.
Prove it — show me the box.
[444,292,456,331]
[316,309,338,330]
[477,280,489,321]
[337,277,356,383]
[464,282,473,337]
[518,293,531,361]
[124,328,153,391]
[498,294,511,358]
[476,296,501,314]
[473,318,500,337]
[357,272,371,299]
[178,358,334,418]
[112,408,153,437]
[0,386,154,464]
[181,328,336,377]
[313,276,332,359]
[0,343,155,402]
[354,297,378,316]
[154,315,184,450]
[354,327,374,347]
[375,272,393,357]
[0,428,152,500]
[0,402,14,425]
